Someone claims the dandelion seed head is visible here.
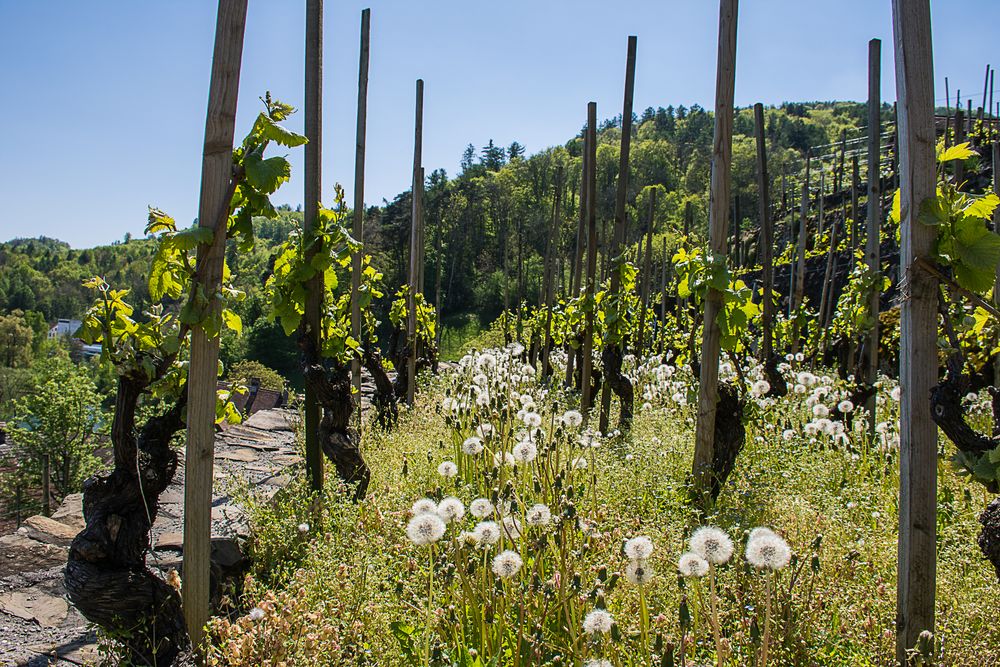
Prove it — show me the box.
[625,558,654,585]
[473,521,501,545]
[677,552,709,578]
[689,526,734,565]
[411,498,438,516]
[512,440,538,463]
[562,409,584,428]
[745,532,792,571]
[248,606,265,621]
[462,436,484,455]
[297,522,310,534]
[470,498,495,519]
[436,497,465,523]
[406,513,446,546]
[492,549,523,578]
[582,609,614,635]
[624,535,654,560]
[437,461,459,478]
[526,503,552,526]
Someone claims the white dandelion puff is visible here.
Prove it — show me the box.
[491,549,524,578]
[745,531,792,571]
[297,522,310,534]
[582,609,615,635]
[838,399,855,413]
[248,606,265,621]
[512,440,538,463]
[411,498,438,516]
[689,526,734,565]
[470,498,495,519]
[501,515,523,540]
[624,535,654,560]
[406,513,446,546]
[436,497,465,523]
[562,410,584,428]
[473,521,501,546]
[677,552,709,578]
[437,461,459,478]
[526,503,552,527]
[462,436,484,455]
[625,559,654,585]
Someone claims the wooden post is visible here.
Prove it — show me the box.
[864,38,882,428]
[351,9,371,418]
[566,132,589,388]
[981,64,990,125]
[302,0,325,495]
[581,102,598,413]
[183,0,248,649]
[754,103,774,363]
[944,77,951,148]
[636,188,655,354]
[693,0,738,501]
[599,34,637,433]
[994,141,1000,390]
[954,107,966,184]
[891,0,939,659]
[793,155,810,313]
[350,8,371,406]
[850,155,860,253]
[661,236,669,335]
[407,80,424,406]
[541,167,562,379]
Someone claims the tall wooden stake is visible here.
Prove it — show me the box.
[892,0,938,659]
[636,188,656,354]
[599,34,637,433]
[183,0,248,648]
[753,103,774,362]
[566,131,589,389]
[351,8,371,407]
[864,38,882,428]
[793,155,810,315]
[693,0,738,503]
[581,103,598,414]
[407,80,424,406]
[994,141,1000,390]
[541,167,562,379]
[302,0,324,494]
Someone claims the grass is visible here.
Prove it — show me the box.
[208,351,1000,666]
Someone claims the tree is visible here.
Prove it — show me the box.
[460,143,477,173]
[481,139,506,171]
[507,141,525,161]
[0,311,33,368]
[5,355,105,512]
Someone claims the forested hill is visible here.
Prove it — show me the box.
[0,100,888,372]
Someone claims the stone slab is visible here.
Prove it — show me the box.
[50,494,85,531]
[243,410,295,432]
[0,533,66,578]
[0,587,69,627]
[22,515,79,548]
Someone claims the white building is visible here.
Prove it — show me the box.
[48,318,82,339]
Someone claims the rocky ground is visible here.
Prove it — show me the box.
[0,371,385,666]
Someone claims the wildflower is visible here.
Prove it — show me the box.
[411,498,438,516]
[476,423,494,439]
[470,498,495,519]
[572,457,588,470]
[526,503,552,526]
[890,386,901,401]
[508,342,525,357]
[838,399,855,413]
[794,352,804,362]
[522,411,542,428]
[624,535,654,560]
[751,379,771,397]
[748,526,777,542]
[812,404,829,418]
[562,409,584,427]
[512,440,538,463]
[626,559,654,585]
[782,429,795,441]
[248,606,266,621]
[492,549,524,578]
[473,373,488,387]
[437,461,459,478]
[745,531,792,571]
[457,531,479,547]
[582,609,615,635]
[677,552,709,578]
[689,526,734,565]
[584,661,613,667]
[462,436,484,455]
[406,513,446,546]
[165,568,181,591]
[473,521,501,545]
[436,497,465,523]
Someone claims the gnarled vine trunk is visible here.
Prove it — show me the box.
[302,349,371,500]
[601,344,634,432]
[710,381,746,502]
[64,374,188,664]
[931,371,1000,581]
[763,355,788,398]
[363,345,397,429]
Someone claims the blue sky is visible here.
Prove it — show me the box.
[1,0,997,248]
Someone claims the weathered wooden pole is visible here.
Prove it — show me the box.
[407,80,424,406]
[541,167,562,379]
[581,102,598,413]
[994,141,1000,390]
[302,0,325,494]
[660,236,669,349]
[954,107,966,184]
[891,0,939,659]
[636,188,656,355]
[864,38,882,427]
[566,132,589,389]
[753,103,775,363]
[793,155,810,314]
[693,0,738,502]
[599,34,638,433]
[850,155,860,253]
[944,77,952,148]
[980,64,990,125]
[42,454,51,517]
[351,8,371,408]
[183,0,248,648]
